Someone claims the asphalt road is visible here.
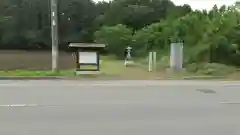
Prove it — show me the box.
[0,80,240,135]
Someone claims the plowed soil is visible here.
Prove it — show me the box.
[0,51,75,71]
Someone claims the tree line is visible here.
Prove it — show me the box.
[0,0,239,66]
[0,0,191,50]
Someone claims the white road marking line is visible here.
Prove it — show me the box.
[0,104,37,107]
[220,102,240,104]
[0,102,221,108]
[0,104,62,108]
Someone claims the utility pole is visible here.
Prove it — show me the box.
[51,0,59,72]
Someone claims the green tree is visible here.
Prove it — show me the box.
[100,0,178,30]
[95,24,133,58]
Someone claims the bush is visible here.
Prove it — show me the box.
[187,63,237,76]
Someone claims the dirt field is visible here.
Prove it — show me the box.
[0,51,75,71]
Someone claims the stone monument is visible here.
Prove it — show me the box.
[124,46,134,66]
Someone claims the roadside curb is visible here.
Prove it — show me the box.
[0,76,65,80]
[0,76,123,80]
[0,76,233,80]
[181,76,225,80]
[155,76,225,80]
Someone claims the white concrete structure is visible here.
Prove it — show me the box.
[148,52,157,72]
[168,43,185,73]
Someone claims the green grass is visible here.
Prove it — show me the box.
[0,70,75,77]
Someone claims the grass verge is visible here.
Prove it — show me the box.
[0,70,75,77]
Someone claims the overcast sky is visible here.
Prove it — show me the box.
[93,0,237,10]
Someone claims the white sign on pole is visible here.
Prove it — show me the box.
[148,51,157,72]
[79,52,97,64]
[148,52,153,72]
[52,20,56,26]
[153,52,157,71]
